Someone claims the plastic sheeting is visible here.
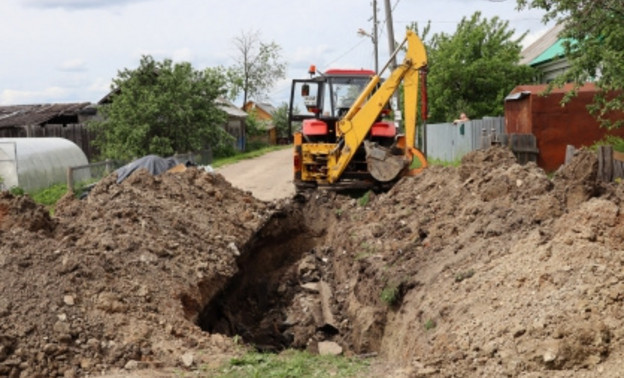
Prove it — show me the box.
[114,155,181,183]
[0,137,88,191]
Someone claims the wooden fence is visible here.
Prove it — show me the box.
[497,133,539,164]
[565,145,624,182]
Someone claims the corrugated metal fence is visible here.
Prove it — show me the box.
[425,116,505,162]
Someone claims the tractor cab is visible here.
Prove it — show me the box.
[288,66,394,144]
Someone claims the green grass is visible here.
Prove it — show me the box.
[28,183,70,215]
[30,183,68,207]
[409,154,427,170]
[207,350,369,377]
[427,157,462,167]
[380,284,400,306]
[212,145,292,168]
[424,319,437,331]
[357,190,372,207]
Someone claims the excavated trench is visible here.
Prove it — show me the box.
[197,200,338,352]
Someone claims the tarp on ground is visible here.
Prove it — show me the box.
[115,155,181,184]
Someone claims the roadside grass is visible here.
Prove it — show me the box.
[427,157,462,167]
[212,145,291,168]
[205,349,369,377]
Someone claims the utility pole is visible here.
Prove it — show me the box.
[373,0,379,74]
[357,1,379,74]
[383,0,397,70]
[383,0,402,131]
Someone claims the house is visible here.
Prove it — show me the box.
[243,101,277,145]
[520,23,571,84]
[0,103,99,160]
[216,98,247,151]
[505,83,624,171]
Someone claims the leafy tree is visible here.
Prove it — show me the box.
[422,12,535,123]
[91,55,233,160]
[516,0,624,129]
[244,111,266,138]
[230,30,287,107]
[271,103,291,139]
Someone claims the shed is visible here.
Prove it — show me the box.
[504,83,624,171]
[0,137,89,191]
[0,103,98,160]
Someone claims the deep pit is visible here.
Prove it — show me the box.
[197,199,339,352]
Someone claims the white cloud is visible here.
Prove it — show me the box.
[172,48,193,62]
[22,0,154,10]
[0,87,69,105]
[133,47,194,63]
[290,45,334,66]
[58,59,87,72]
[87,77,112,93]
[0,0,554,105]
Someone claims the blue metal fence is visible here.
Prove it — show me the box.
[424,116,505,162]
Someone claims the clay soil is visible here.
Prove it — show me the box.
[1,146,624,377]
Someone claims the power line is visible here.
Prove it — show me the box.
[325,38,368,67]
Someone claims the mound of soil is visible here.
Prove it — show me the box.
[1,146,624,377]
[310,147,624,376]
[0,168,277,377]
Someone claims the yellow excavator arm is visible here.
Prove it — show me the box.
[326,30,428,183]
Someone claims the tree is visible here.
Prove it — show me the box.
[91,55,233,160]
[230,30,287,107]
[516,0,624,128]
[422,12,535,123]
[271,103,291,140]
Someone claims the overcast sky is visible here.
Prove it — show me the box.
[0,0,554,106]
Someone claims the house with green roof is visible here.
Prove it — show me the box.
[520,23,572,84]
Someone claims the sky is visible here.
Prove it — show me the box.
[0,0,555,107]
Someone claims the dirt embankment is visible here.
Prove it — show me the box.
[1,146,624,377]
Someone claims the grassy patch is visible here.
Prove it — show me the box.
[30,184,68,207]
[424,319,437,331]
[9,187,25,196]
[357,190,372,207]
[380,282,402,306]
[212,145,291,168]
[208,350,369,377]
[427,157,462,167]
[28,184,71,215]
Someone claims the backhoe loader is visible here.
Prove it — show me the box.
[288,30,428,191]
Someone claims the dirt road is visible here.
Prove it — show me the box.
[216,147,296,201]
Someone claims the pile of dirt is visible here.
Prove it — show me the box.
[0,168,279,377]
[1,146,624,377]
[310,147,624,376]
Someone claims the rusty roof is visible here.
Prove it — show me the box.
[0,103,94,129]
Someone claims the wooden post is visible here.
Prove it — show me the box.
[66,167,74,193]
[564,145,576,165]
[597,146,613,182]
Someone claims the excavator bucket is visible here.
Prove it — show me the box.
[364,141,407,182]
